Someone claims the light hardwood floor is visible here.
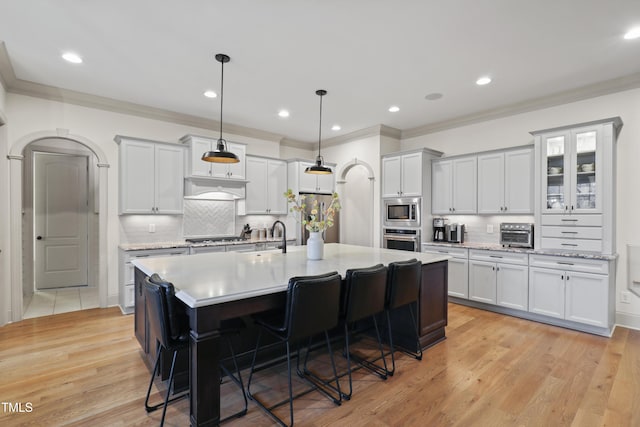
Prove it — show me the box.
[1,304,639,426]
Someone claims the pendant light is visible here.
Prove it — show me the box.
[305,89,333,175]
[202,53,239,164]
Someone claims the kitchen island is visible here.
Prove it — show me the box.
[133,243,449,426]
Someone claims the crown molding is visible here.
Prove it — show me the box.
[321,124,401,148]
[401,71,640,140]
[0,42,285,143]
[0,42,16,90]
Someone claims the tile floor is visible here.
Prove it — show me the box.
[23,287,99,319]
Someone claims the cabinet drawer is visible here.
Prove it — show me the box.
[540,226,602,240]
[541,214,602,227]
[540,237,602,253]
[529,254,609,274]
[469,249,528,265]
[422,245,468,258]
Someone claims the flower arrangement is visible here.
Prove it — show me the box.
[284,189,341,232]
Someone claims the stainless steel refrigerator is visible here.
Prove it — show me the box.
[299,192,340,245]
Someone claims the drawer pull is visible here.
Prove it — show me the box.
[561,219,579,222]
[438,250,449,253]
[134,254,150,258]
[557,261,575,265]
[489,255,503,258]
[561,243,578,247]
[170,252,184,256]
[561,231,578,234]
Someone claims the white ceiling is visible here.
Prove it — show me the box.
[1,0,640,143]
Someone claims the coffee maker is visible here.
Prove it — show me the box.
[433,217,447,242]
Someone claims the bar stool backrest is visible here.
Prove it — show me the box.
[285,271,342,341]
[344,264,388,323]
[144,276,188,351]
[386,259,422,310]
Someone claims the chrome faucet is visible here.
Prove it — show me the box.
[271,220,287,253]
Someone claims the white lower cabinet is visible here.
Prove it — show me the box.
[529,267,565,318]
[422,245,469,298]
[119,247,190,314]
[469,250,528,310]
[528,254,611,328]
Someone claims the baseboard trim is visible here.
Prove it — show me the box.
[615,311,640,331]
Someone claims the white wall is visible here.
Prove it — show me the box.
[4,93,283,308]
[0,80,8,325]
[323,135,382,248]
[402,88,640,329]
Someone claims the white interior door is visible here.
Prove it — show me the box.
[34,152,89,289]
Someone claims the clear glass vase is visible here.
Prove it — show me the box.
[307,231,324,260]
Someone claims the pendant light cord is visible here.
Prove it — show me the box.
[219,58,224,145]
[318,93,323,158]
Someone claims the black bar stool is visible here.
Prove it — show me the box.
[340,264,389,399]
[143,274,247,426]
[385,259,423,376]
[246,271,343,427]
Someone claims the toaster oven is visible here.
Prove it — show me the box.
[500,223,534,248]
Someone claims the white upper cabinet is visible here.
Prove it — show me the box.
[245,156,288,214]
[181,135,246,180]
[296,161,335,193]
[382,152,422,197]
[432,156,477,214]
[117,136,184,215]
[477,147,533,214]
[533,117,621,255]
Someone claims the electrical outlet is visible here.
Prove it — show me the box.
[149,224,156,233]
[486,224,494,233]
[621,291,631,304]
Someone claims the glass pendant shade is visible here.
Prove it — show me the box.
[202,53,239,164]
[305,89,332,175]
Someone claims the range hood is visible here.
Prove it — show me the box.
[184,177,246,200]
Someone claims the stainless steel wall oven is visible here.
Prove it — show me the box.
[382,228,421,252]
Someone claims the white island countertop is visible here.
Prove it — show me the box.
[133,243,450,308]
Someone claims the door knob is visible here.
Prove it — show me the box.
[37,236,43,240]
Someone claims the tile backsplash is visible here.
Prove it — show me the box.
[439,215,535,244]
[183,199,235,237]
[119,199,294,244]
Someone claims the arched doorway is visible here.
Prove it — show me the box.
[8,129,109,322]
[337,159,375,247]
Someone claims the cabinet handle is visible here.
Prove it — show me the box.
[489,255,503,258]
[561,243,578,247]
[561,231,578,234]
[503,206,507,211]
[561,218,578,222]
[496,267,500,271]
[437,250,449,254]
[566,275,570,280]
[561,275,564,280]
[571,205,574,211]
[492,266,495,271]
[556,261,574,265]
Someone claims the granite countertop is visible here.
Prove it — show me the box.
[120,237,295,251]
[422,241,617,261]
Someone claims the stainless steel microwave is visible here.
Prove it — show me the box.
[383,197,421,227]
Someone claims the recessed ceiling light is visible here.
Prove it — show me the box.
[203,90,217,98]
[425,92,443,101]
[278,110,290,118]
[331,125,341,131]
[624,27,640,40]
[62,52,83,64]
[476,76,492,86]
[388,105,400,113]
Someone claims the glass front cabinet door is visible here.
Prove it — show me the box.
[541,125,602,214]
